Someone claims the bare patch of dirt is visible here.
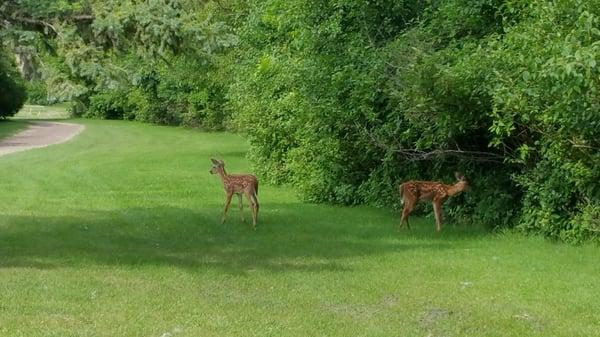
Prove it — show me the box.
[419,307,453,337]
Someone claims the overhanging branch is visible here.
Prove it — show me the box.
[0,5,94,36]
[355,122,506,163]
[10,16,60,36]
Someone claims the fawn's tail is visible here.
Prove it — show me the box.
[399,183,405,204]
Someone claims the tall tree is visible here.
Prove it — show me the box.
[0,0,235,102]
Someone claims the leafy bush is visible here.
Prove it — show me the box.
[85,91,129,120]
[0,49,27,118]
[228,0,428,202]
[225,0,600,242]
[25,80,49,105]
[76,55,230,129]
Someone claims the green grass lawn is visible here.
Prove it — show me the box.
[0,119,599,337]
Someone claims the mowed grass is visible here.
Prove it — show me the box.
[0,120,599,337]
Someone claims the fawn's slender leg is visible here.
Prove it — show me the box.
[400,202,414,230]
[252,193,259,225]
[221,192,233,224]
[400,204,412,229]
[399,205,406,231]
[432,199,443,232]
[250,195,258,228]
[245,192,258,229]
[237,193,245,223]
[253,193,259,215]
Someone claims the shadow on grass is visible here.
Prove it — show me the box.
[0,204,490,274]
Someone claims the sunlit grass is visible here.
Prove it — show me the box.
[13,102,70,119]
[0,119,598,337]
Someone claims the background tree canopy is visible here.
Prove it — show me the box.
[1,0,236,125]
[2,0,600,242]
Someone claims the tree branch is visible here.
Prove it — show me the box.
[70,14,94,21]
[8,16,60,36]
[356,122,506,163]
[1,7,93,36]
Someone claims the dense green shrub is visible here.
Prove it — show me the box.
[226,0,507,209]
[85,91,129,120]
[0,49,27,118]
[25,80,49,105]
[225,0,600,242]
[78,56,230,128]
[228,0,428,202]
[440,0,600,242]
[381,0,600,242]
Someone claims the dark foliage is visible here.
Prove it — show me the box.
[0,49,27,118]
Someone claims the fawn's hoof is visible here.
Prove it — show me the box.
[397,225,409,231]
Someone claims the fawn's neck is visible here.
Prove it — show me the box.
[217,168,231,183]
[446,182,467,197]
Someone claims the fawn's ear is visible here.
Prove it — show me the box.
[455,171,465,181]
[211,158,219,165]
[218,159,225,165]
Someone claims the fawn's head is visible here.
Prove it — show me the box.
[210,158,225,174]
[454,172,471,191]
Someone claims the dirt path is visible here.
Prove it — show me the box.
[0,121,84,157]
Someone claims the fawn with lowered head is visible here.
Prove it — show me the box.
[209,159,259,229]
[398,172,470,232]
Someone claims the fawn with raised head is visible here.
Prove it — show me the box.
[398,172,469,232]
[209,159,259,229]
